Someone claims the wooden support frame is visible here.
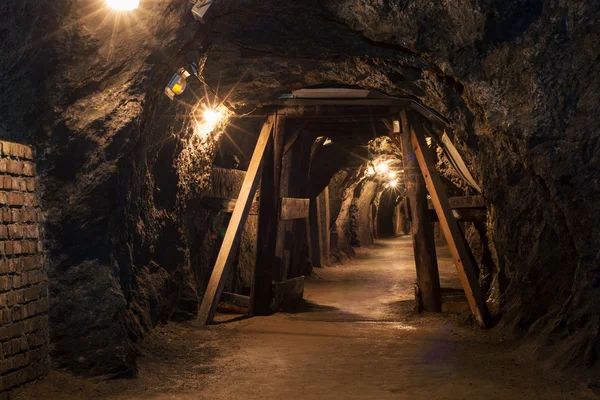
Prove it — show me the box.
[399,110,442,313]
[197,95,486,325]
[407,111,492,328]
[197,115,275,325]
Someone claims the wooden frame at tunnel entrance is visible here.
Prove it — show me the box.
[197,96,492,328]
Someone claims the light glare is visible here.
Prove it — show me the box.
[195,106,229,138]
[106,0,140,11]
[203,109,222,125]
[376,162,388,174]
[387,171,397,179]
[389,179,399,188]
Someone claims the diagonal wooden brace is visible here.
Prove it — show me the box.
[197,115,275,325]
[408,112,492,328]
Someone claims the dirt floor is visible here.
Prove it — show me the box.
[15,236,598,399]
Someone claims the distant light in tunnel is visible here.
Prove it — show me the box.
[376,162,389,174]
[106,0,139,11]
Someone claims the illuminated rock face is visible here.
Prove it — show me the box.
[1,0,599,375]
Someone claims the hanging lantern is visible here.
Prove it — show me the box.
[164,68,192,100]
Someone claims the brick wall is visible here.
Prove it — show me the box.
[0,142,48,397]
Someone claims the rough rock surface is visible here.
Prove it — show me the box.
[1,0,598,374]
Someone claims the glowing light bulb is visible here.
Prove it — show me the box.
[376,162,388,174]
[106,0,139,11]
[389,179,399,188]
[387,171,397,180]
[195,106,228,138]
[203,109,222,125]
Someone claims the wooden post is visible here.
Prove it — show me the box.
[197,116,275,325]
[407,111,491,328]
[321,186,331,265]
[251,113,286,316]
[400,110,442,313]
[288,132,315,279]
[274,115,291,282]
[309,194,324,267]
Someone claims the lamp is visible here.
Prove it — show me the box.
[195,105,227,138]
[165,68,191,100]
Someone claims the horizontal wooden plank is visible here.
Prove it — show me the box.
[429,209,486,223]
[279,197,310,220]
[272,276,305,312]
[202,197,259,215]
[428,195,486,210]
[221,292,250,308]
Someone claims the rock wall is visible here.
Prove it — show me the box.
[350,181,379,247]
[0,142,48,394]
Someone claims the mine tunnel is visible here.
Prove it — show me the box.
[1,0,600,398]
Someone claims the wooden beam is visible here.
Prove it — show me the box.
[439,130,482,193]
[309,195,324,267]
[197,116,275,325]
[321,187,331,264]
[252,113,286,316]
[422,123,482,193]
[280,197,310,220]
[283,129,300,155]
[201,196,260,215]
[400,110,442,313]
[271,276,305,312]
[221,292,250,308]
[427,196,486,210]
[274,115,292,281]
[428,208,487,223]
[408,111,491,328]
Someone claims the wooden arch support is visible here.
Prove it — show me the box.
[198,97,490,327]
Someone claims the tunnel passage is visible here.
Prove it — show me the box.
[377,189,400,238]
[3,0,597,385]
[195,88,495,330]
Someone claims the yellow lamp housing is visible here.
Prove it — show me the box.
[164,68,192,100]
